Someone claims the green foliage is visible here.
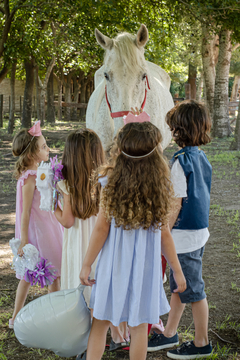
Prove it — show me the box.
[167,0,240,40]
[170,80,186,98]
[0,0,240,100]
[0,0,204,80]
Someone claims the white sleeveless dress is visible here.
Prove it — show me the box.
[58,180,97,305]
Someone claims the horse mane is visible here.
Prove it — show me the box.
[104,32,146,73]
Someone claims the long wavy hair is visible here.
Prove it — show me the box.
[98,122,174,230]
[62,128,105,219]
[12,129,40,179]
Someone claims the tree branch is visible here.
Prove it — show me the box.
[53,72,61,84]
[176,0,202,22]
[42,56,55,89]
[232,43,240,51]
[0,63,8,83]
[4,0,9,18]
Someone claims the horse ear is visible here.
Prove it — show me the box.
[95,29,114,50]
[136,24,148,48]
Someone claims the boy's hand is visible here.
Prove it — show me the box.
[173,270,186,293]
[80,265,96,287]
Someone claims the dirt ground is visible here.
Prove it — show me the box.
[0,122,240,360]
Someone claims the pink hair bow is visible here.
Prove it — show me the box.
[123,111,150,125]
[28,120,42,137]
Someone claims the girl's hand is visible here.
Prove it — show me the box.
[173,270,186,293]
[130,107,143,115]
[79,265,96,287]
[17,241,27,257]
[54,192,75,228]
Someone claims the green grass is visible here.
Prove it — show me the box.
[0,293,12,307]
[208,343,238,360]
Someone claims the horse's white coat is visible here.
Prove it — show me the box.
[86,26,174,150]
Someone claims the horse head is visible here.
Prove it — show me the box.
[95,24,150,137]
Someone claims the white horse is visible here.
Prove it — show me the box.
[86,24,174,150]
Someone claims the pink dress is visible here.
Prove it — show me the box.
[15,170,63,278]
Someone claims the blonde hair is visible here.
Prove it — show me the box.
[98,122,174,230]
[62,128,105,219]
[12,129,39,179]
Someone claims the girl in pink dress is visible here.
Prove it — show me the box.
[9,121,63,329]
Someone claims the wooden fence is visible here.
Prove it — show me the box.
[0,95,88,125]
[0,95,239,127]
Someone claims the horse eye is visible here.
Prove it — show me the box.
[142,73,147,80]
[104,72,109,81]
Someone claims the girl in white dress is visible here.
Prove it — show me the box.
[54,128,105,304]
[80,121,186,360]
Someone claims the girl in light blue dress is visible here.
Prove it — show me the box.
[80,121,186,360]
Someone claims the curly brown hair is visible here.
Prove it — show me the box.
[62,128,105,220]
[99,122,174,230]
[166,100,211,148]
[12,129,40,179]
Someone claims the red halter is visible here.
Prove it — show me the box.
[105,75,150,119]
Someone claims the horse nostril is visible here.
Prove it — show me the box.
[104,72,110,81]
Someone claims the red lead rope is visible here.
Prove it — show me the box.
[105,75,150,119]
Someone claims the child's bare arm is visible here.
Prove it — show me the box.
[54,192,75,228]
[169,197,182,230]
[19,175,35,256]
[80,209,110,286]
[161,224,186,293]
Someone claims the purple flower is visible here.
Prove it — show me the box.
[24,257,57,288]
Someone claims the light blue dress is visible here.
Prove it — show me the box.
[89,177,170,327]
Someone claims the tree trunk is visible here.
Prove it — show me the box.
[230,100,240,150]
[85,76,94,102]
[86,82,91,102]
[230,75,240,101]
[64,73,72,122]
[40,88,46,125]
[8,61,16,134]
[201,25,219,120]
[71,74,80,121]
[188,63,197,99]
[212,29,232,137]
[185,83,191,99]
[37,57,55,125]
[46,69,55,123]
[196,72,204,102]
[80,78,87,119]
[34,66,41,121]
[22,59,34,128]
[54,74,62,121]
[91,79,94,97]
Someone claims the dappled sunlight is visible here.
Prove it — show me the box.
[0,243,13,269]
[0,211,15,224]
